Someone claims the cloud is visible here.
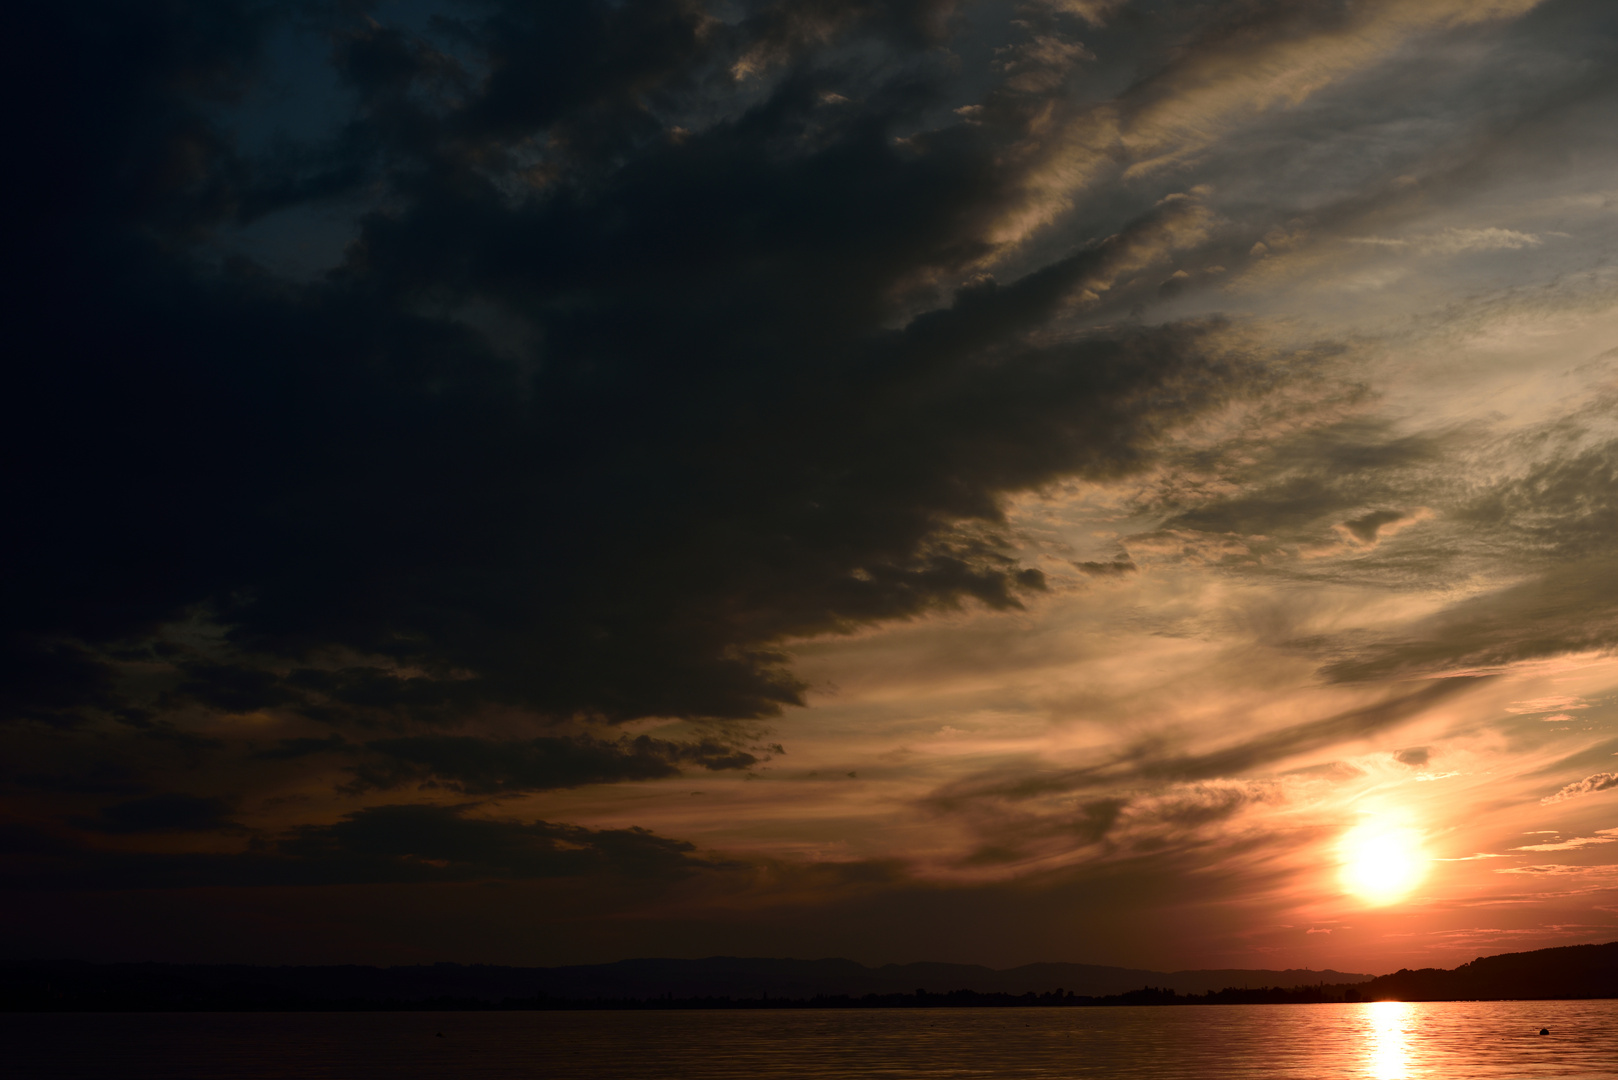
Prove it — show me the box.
[999,0,1550,238]
[4,0,1617,969]
[1340,509,1411,544]
[174,662,302,715]
[1513,829,1618,852]
[275,804,713,881]
[1323,554,1618,682]
[933,772,1305,881]
[4,2,1271,739]
[1347,227,1544,254]
[1541,772,1618,805]
[346,734,761,794]
[1505,697,1590,715]
[252,736,352,761]
[1460,438,1618,561]
[1530,737,1618,779]
[5,805,719,891]
[2,764,144,796]
[0,639,121,729]
[1336,508,1431,546]
[1073,557,1138,577]
[70,794,241,835]
[1030,1,1128,29]
[931,677,1481,808]
[1148,416,1455,557]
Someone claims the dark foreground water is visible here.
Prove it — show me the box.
[5,1001,1616,1079]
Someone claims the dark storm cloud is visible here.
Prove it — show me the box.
[252,735,353,760]
[5,0,1260,741]
[346,733,760,793]
[275,804,710,881]
[2,764,144,796]
[173,662,303,715]
[71,794,242,835]
[2,804,715,891]
[0,640,122,729]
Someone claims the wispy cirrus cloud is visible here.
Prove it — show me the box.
[1514,829,1618,851]
[1347,227,1544,255]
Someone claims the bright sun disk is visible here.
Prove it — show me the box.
[1339,821,1428,906]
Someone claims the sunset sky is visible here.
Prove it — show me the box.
[6,0,1618,976]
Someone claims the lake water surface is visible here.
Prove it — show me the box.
[7,1000,1616,1079]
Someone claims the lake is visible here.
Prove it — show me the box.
[6,1000,1616,1078]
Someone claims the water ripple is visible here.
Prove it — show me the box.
[8,1000,1616,1079]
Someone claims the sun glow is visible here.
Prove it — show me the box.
[1339,820,1428,906]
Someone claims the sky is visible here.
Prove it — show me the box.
[5,0,1618,976]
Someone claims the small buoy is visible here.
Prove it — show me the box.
[1539,1028,1549,1036]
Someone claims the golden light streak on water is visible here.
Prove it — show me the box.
[1363,1000,1414,1080]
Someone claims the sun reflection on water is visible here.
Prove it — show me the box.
[1363,1000,1414,1079]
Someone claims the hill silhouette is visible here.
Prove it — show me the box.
[0,956,1368,1010]
[1362,941,1618,1001]
[4,940,1614,1010]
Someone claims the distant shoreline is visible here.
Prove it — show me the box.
[5,992,1618,1013]
[5,940,1614,1013]
[2,985,1365,1013]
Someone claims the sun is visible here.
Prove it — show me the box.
[1339,821,1428,906]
